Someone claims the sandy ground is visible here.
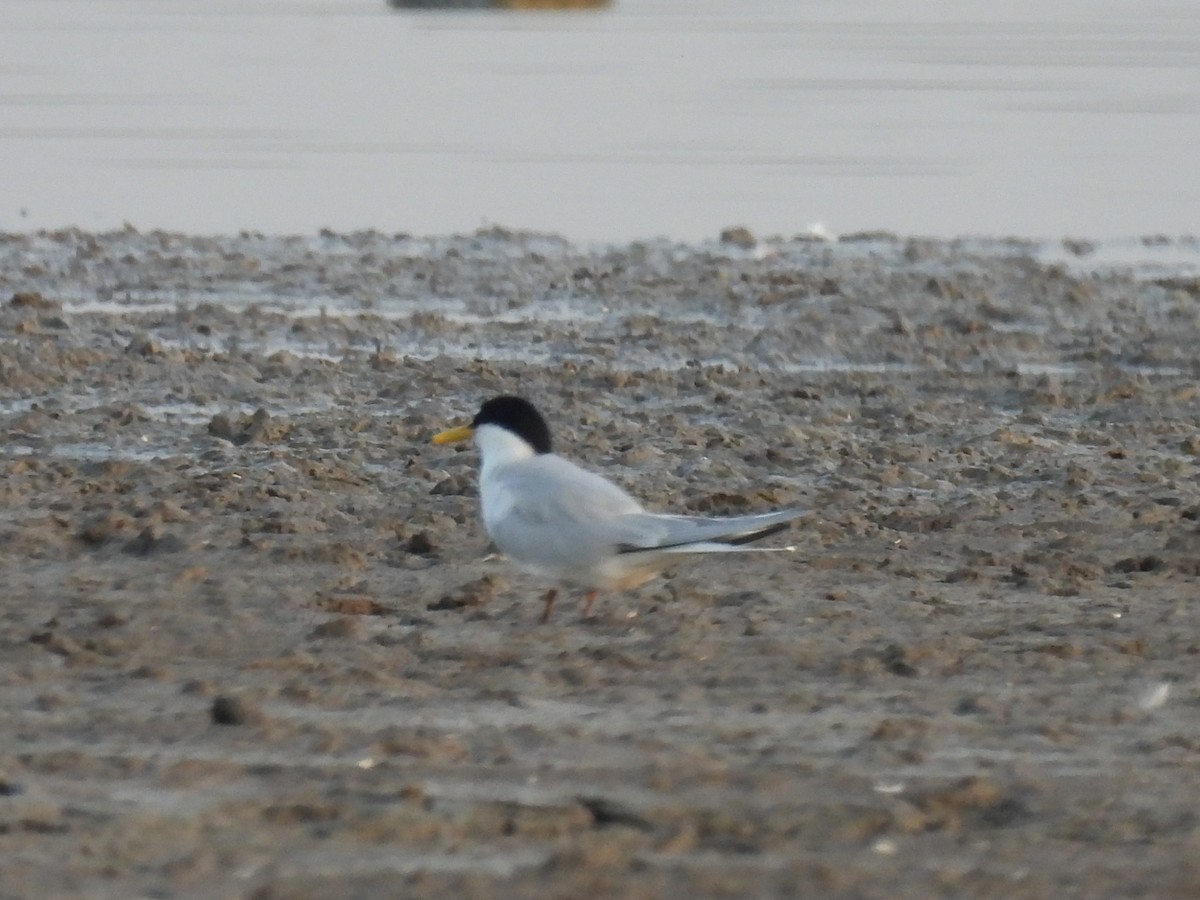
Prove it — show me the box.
[1,227,1200,898]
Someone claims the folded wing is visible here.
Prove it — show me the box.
[612,508,805,555]
[484,454,804,576]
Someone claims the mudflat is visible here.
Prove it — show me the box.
[1,228,1198,898]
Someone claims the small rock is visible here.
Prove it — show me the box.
[719,226,756,249]
[1138,682,1171,712]
[210,694,267,726]
[1063,237,1096,257]
[124,525,185,555]
[577,795,654,831]
[152,499,191,523]
[308,617,361,640]
[77,512,132,546]
[430,475,468,495]
[320,594,386,616]
[242,408,279,443]
[406,532,435,555]
[9,291,61,311]
[207,413,237,442]
[28,631,86,659]
[207,408,290,445]
[129,664,171,680]
[125,334,163,356]
[33,692,74,711]
[95,610,127,628]
[880,643,919,677]
[1111,555,1163,574]
[955,694,1006,717]
[716,590,766,608]
[428,575,504,611]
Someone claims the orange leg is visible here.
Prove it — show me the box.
[539,589,559,624]
[580,590,599,618]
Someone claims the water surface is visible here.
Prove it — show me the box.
[2,0,1197,240]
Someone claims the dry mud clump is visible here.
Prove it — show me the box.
[0,227,1199,897]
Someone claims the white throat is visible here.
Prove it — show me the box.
[475,423,537,482]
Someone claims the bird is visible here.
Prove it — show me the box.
[432,395,804,622]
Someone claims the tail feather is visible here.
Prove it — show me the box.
[615,508,805,556]
[653,541,797,557]
[719,519,792,546]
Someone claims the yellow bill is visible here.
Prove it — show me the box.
[432,424,474,445]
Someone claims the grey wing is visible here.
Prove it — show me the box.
[610,508,806,553]
[484,456,647,573]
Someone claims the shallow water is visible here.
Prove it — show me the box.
[2,0,1198,241]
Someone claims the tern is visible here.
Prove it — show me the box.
[433,396,803,621]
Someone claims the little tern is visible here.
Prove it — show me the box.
[433,395,804,621]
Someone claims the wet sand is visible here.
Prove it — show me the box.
[1,227,1199,897]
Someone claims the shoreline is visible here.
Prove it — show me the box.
[1,227,1198,897]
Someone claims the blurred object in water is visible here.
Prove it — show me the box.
[388,0,611,9]
[388,0,609,8]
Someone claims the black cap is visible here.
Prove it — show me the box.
[472,396,552,454]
